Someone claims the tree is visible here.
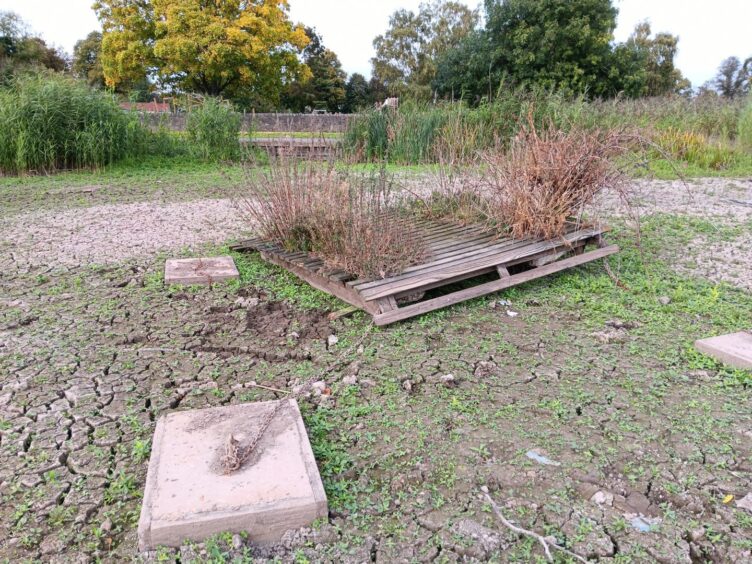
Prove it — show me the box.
[372,0,478,99]
[343,73,370,113]
[283,27,346,112]
[434,30,493,103]
[482,0,618,98]
[712,56,752,98]
[0,11,68,77]
[72,31,105,88]
[607,22,689,98]
[94,0,310,108]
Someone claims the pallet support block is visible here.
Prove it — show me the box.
[138,400,327,550]
[695,332,752,369]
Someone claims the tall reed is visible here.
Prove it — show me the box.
[0,73,141,175]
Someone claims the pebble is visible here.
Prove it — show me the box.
[591,491,614,506]
[658,296,672,305]
[440,374,456,386]
[327,335,339,348]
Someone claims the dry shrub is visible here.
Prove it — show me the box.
[482,124,631,240]
[238,158,428,279]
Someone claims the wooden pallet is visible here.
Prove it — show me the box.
[232,220,619,326]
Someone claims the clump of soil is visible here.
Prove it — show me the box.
[246,301,331,343]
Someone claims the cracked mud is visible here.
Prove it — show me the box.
[1,175,751,562]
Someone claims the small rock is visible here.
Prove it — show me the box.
[231,534,243,550]
[101,518,112,532]
[289,331,300,340]
[591,328,629,344]
[327,335,339,348]
[342,375,358,386]
[737,493,752,512]
[498,299,512,307]
[506,310,519,317]
[402,380,413,392]
[689,528,706,542]
[591,491,614,506]
[311,381,327,395]
[440,374,456,387]
[235,297,259,308]
[658,296,672,306]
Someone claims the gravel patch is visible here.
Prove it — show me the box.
[0,199,249,271]
[594,177,752,225]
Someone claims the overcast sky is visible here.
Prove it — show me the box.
[2,0,750,89]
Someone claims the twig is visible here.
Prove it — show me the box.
[245,382,290,394]
[221,324,374,474]
[327,306,358,321]
[481,487,589,563]
[602,258,629,291]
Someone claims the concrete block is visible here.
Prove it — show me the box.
[164,256,239,285]
[695,331,752,370]
[138,400,327,550]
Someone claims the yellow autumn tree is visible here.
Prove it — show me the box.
[93,0,310,107]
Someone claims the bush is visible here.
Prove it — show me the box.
[238,159,428,278]
[481,124,631,240]
[656,128,737,170]
[185,98,242,161]
[739,97,752,151]
[0,73,142,175]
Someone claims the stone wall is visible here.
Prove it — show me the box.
[136,112,352,133]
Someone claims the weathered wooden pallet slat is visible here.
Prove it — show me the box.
[372,245,619,325]
[231,220,617,325]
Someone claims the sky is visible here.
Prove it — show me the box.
[1,0,750,89]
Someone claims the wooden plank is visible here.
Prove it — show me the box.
[350,235,532,291]
[372,245,619,326]
[359,227,603,300]
[259,252,379,315]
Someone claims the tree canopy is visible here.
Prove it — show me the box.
[0,11,67,80]
[711,56,752,98]
[94,0,310,109]
[283,27,346,113]
[372,0,478,99]
[72,31,105,89]
[433,0,689,103]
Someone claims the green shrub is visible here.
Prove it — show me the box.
[185,98,242,161]
[0,73,141,175]
[739,97,752,151]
